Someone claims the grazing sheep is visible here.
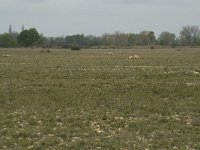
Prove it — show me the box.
[128,55,141,60]
[2,54,11,57]
[105,52,113,55]
[192,71,199,75]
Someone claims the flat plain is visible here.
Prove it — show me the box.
[0,48,200,149]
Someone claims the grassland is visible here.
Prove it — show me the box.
[0,48,200,150]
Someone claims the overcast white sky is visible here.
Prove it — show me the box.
[0,0,199,37]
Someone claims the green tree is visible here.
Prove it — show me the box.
[65,34,85,47]
[33,34,45,47]
[0,33,17,48]
[17,28,40,47]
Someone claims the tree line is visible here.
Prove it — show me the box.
[0,25,200,48]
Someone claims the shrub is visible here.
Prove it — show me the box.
[70,46,81,51]
[62,45,69,49]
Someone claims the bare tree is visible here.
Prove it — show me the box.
[138,31,155,45]
[9,25,12,35]
[158,32,176,46]
[180,25,200,46]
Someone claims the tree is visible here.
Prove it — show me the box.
[84,35,102,47]
[33,34,45,47]
[112,31,129,47]
[9,25,12,35]
[54,36,66,48]
[127,33,137,46]
[138,31,156,45]
[17,28,40,47]
[102,33,113,46]
[0,33,17,48]
[158,32,176,46]
[180,25,200,46]
[21,25,24,32]
[65,34,85,47]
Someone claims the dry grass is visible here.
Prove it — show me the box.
[0,48,200,149]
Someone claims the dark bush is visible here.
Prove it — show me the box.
[46,49,51,53]
[70,46,81,50]
[62,45,69,49]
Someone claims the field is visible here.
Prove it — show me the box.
[0,48,200,149]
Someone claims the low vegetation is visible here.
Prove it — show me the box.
[0,48,200,149]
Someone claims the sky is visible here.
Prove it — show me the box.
[0,0,199,37]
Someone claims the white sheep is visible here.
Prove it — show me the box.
[128,55,141,60]
[2,54,11,57]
